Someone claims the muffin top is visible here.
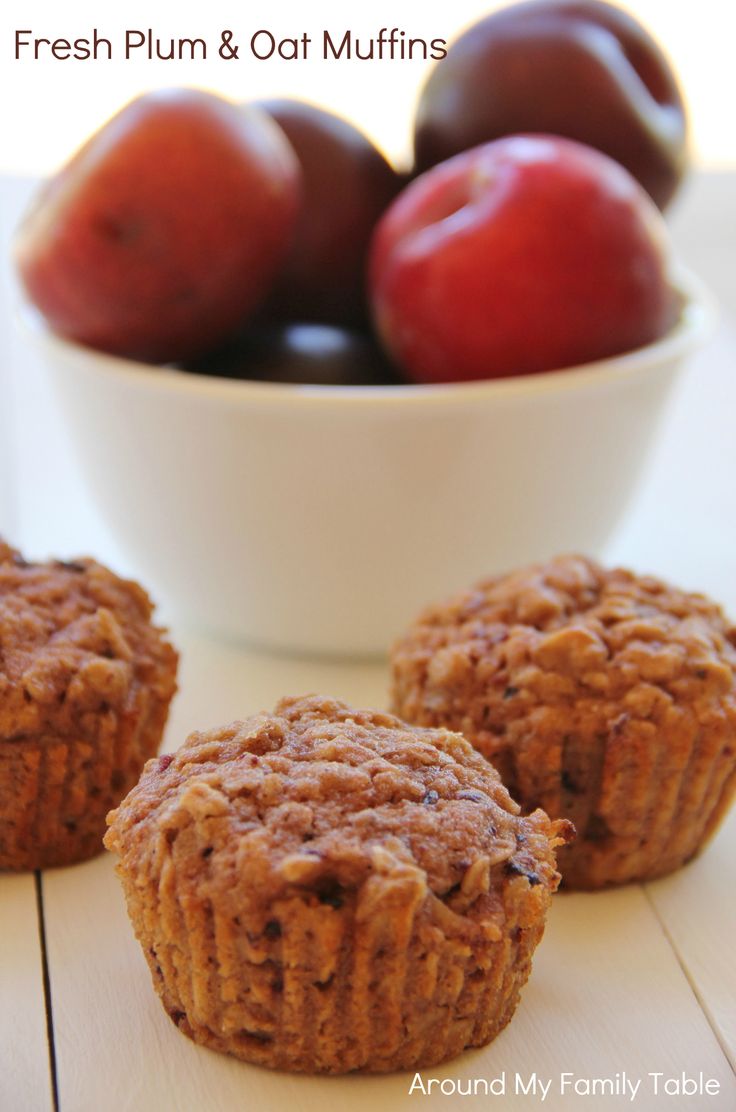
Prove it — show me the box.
[0,540,177,743]
[391,554,736,738]
[106,694,570,926]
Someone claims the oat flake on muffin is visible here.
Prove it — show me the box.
[0,539,178,870]
[391,554,736,889]
[105,694,571,1073]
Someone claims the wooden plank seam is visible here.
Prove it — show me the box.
[34,872,59,1112]
[642,883,736,1076]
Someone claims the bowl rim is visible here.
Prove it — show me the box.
[20,264,715,409]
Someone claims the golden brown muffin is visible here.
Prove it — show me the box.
[391,555,736,890]
[0,540,178,870]
[105,694,571,1073]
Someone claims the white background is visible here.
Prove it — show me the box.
[3,0,736,173]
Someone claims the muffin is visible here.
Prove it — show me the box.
[0,540,178,870]
[391,555,736,889]
[105,694,571,1073]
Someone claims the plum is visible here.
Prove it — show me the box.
[182,322,403,386]
[370,135,677,383]
[16,89,301,363]
[257,100,402,327]
[413,0,688,210]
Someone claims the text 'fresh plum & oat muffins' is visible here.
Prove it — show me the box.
[105,694,571,1073]
[0,540,178,870]
[391,554,736,889]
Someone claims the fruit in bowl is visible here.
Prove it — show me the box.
[413,0,688,210]
[183,322,402,386]
[369,134,678,384]
[256,100,401,328]
[9,0,713,653]
[15,89,300,363]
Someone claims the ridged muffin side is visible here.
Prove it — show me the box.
[0,541,178,870]
[105,694,571,1073]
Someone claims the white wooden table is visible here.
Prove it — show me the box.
[1,174,736,1112]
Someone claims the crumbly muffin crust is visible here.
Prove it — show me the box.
[391,555,736,889]
[0,540,178,869]
[106,694,570,1073]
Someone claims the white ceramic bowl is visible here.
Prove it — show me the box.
[26,268,713,657]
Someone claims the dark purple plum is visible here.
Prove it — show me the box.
[257,100,403,326]
[413,0,688,210]
[181,322,404,386]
